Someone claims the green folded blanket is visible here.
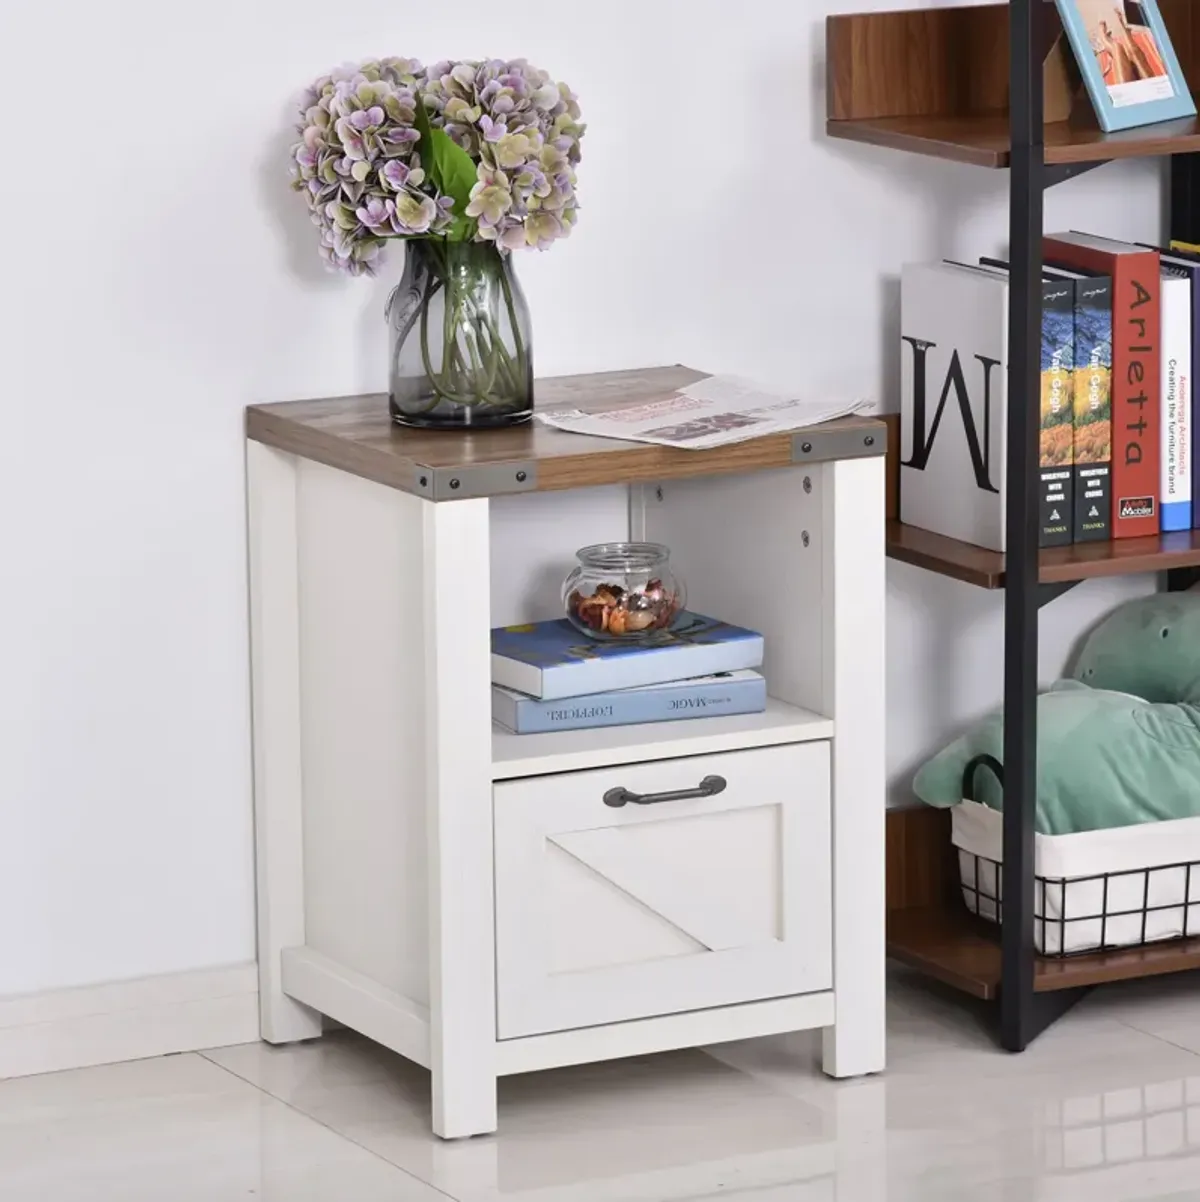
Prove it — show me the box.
[913,592,1200,836]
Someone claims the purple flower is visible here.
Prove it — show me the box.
[381,160,411,190]
[348,105,385,130]
[289,55,584,274]
[479,114,506,143]
[356,196,395,234]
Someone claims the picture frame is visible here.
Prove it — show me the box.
[1053,0,1195,132]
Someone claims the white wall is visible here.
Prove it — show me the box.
[0,0,1162,995]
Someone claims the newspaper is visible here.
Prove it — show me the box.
[538,375,873,450]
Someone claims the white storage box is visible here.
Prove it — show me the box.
[952,801,1200,956]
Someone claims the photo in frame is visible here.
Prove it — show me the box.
[1053,0,1195,131]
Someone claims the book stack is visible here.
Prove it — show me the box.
[491,612,767,734]
[900,231,1200,551]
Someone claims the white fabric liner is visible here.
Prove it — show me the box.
[951,801,1200,955]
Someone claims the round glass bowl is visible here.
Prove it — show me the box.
[562,542,686,640]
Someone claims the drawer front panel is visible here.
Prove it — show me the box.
[494,742,831,1039]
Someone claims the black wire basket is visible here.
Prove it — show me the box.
[958,755,1200,958]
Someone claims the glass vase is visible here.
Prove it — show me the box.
[387,240,533,429]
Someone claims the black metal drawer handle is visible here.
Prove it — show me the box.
[602,774,727,808]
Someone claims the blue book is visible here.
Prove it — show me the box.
[492,670,768,734]
[1139,244,1200,528]
[490,612,764,701]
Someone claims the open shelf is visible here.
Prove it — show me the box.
[826,0,1200,170]
[889,904,1200,999]
[491,697,832,780]
[887,521,1200,589]
[827,114,1200,170]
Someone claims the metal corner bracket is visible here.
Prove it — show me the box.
[791,425,885,465]
[410,460,538,501]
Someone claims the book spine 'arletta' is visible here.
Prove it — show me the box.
[1071,277,1113,543]
[1040,281,1074,547]
[1045,238,1160,538]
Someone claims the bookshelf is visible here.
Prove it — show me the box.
[830,0,1200,1050]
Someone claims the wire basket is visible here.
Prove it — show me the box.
[958,754,1200,958]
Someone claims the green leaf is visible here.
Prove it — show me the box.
[429,129,479,211]
[414,93,436,166]
[413,96,478,241]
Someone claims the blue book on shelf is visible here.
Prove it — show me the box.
[490,612,765,701]
[1140,243,1200,529]
[492,670,768,734]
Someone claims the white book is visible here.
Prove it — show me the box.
[1161,270,1193,532]
[900,262,1009,552]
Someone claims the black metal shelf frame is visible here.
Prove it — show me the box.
[998,1,1200,1048]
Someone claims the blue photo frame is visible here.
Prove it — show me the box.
[1054,0,1195,132]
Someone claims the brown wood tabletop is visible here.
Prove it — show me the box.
[887,520,1200,588]
[247,366,886,500]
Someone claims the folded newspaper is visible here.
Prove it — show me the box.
[538,375,873,451]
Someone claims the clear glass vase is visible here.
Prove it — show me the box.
[387,240,533,429]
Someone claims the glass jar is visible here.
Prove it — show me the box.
[386,239,533,429]
[562,543,687,641]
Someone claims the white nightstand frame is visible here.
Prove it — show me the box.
[247,439,885,1139]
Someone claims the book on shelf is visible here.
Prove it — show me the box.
[1040,265,1114,543]
[1160,266,1193,531]
[1138,244,1200,530]
[978,259,1075,547]
[492,669,768,734]
[490,613,765,701]
[1044,233,1161,539]
[899,261,1009,553]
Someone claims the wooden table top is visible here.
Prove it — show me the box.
[246,365,885,500]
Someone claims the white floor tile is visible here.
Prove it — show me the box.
[202,971,1200,1202]
[0,1052,448,1202]
[7,968,1200,1202]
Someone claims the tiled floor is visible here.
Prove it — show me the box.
[3,971,1200,1201]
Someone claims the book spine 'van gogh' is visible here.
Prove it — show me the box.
[1040,281,1074,547]
[1071,277,1114,543]
[1045,234,1161,539]
[1161,268,1193,531]
[492,670,768,734]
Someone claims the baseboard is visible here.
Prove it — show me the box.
[0,963,260,1079]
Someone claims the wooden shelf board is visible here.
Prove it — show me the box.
[889,905,1200,1000]
[888,906,1001,1000]
[827,114,1200,170]
[886,521,1200,589]
[491,697,832,781]
[247,366,884,501]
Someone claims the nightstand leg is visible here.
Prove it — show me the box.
[822,457,886,1078]
[247,442,323,1045]
[423,498,499,1138]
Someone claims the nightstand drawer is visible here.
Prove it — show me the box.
[493,742,831,1039]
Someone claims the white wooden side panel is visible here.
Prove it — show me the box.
[423,498,499,1138]
[821,456,886,1078]
[494,743,831,1039]
[296,462,430,1007]
[246,441,322,1044]
[644,468,826,713]
[281,947,431,1069]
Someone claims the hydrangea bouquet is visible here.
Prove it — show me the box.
[291,57,584,428]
